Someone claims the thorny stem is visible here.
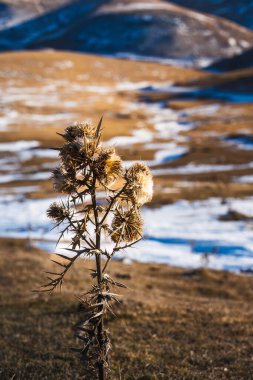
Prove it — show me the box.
[66,216,95,250]
[91,175,106,380]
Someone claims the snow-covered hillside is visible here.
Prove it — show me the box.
[0,0,252,67]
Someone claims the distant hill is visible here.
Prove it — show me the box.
[168,0,253,29]
[0,0,253,67]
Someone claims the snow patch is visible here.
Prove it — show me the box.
[1,195,253,271]
[0,141,40,152]
[153,162,253,176]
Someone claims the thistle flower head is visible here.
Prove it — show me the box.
[82,122,97,140]
[47,202,69,223]
[111,208,143,243]
[80,139,98,160]
[123,163,153,206]
[52,166,77,194]
[63,124,84,142]
[59,141,83,166]
[63,121,97,142]
[60,121,100,163]
[95,146,123,185]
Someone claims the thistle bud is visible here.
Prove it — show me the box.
[95,146,123,185]
[47,202,69,223]
[111,208,143,243]
[123,163,153,206]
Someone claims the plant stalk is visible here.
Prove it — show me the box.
[95,251,105,380]
[92,183,106,380]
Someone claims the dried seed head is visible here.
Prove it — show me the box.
[111,208,143,243]
[123,163,153,206]
[80,139,98,159]
[47,202,69,223]
[59,141,82,165]
[63,121,96,142]
[83,122,97,139]
[60,121,101,164]
[63,124,84,142]
[52,166,77,194]
[95,146,123,185]
[81,122,99,158]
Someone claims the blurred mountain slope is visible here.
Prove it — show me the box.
[0,0,75,30]
[168,1,253,29]
[0,0,253,67]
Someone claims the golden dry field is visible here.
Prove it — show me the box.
[1,50,253,205]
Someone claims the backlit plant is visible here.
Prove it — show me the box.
[43,118,153,379]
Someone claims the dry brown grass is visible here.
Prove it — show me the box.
[0,238,253,379]
[0,50,205,142]
[0,50,207,202]
[1,50,253,207]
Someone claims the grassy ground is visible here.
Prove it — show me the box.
[0,238,253,379]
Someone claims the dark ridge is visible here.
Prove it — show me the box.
[167,0,253,29]
[207,47,253,72]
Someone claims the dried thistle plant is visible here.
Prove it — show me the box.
[41,117,153,379]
